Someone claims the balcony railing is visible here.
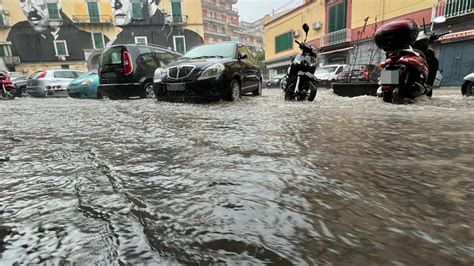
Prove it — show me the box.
[321,28,351,47]
[72,15,113,25]
[1,56,21,66]
[203,16,226,24]
[433,0,474,19]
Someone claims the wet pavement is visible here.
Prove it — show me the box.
[1,89,473,264]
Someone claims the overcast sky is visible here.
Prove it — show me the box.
[235,0,303,22]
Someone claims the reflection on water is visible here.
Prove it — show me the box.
[1,89,473,264]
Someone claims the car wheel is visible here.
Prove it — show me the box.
[140,82,154,99]
[461,81,473,96]
[96,91,103,99]
[226,79,241,101]
[253,80,262,96]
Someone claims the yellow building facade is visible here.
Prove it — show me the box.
[264,0,439,75]
[0,0,204,75]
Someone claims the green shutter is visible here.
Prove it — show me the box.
[172,1,183,22]
[175,37,185,54]
[0,14,4,26]
[87,2,100,23]
[93,33,104,49]
[47,3,60,19]
[56,42,67,56]
[328,1,346,33]
[132,2,143,19]
[0,45,5,57]
[275,32,293,53]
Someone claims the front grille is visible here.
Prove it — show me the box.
[167,65,195,79]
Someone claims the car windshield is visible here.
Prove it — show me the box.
[181,43,236,59]
[314,66,338,74]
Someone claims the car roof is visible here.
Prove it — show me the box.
[108,43,182,55]
[183,41,240,51]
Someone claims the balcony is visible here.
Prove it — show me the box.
[321,28,351,47]
[203,16,226,25]
[167,15,188,25]
[202,0,238,14]
[205,29,228,38]
[1,56,21,66]
[433,0,474,19]
[72,15,113,25]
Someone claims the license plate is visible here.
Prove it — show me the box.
[381,70,399,85]
[167,83,185,91]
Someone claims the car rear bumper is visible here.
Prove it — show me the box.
[98,83,141,99]
[155,75,226,102]
[27,85,68,97]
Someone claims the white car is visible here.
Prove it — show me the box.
[314,64,347,86]
[27,70,85,97]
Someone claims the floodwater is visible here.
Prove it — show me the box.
[1,89,473,264]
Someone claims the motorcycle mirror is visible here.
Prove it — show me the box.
[302,23,310,34]
[433,16,447,24]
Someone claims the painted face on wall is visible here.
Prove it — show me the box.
[111,0,132,26]
[111,0,161,26]
[20,0,63,32]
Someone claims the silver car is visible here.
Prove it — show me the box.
[27,70,85,97]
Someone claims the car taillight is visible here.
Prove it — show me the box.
[123,51,133,76]
[37,72,47,79]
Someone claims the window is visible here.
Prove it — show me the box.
[47,2,60,20]
[87,1,100,23]
[135,36,148,45]
[136,47,158,69]
[171,0,183,22]
[328,1,347,32]
[154,50,178,67]
[0,12,4,26]
[131,0,143,20]
[173,36,186,54]
[275,32,292,53]
[92,32,105,49]
[0,44,12,57]
[54,40,69,56]
[54,71,76,79]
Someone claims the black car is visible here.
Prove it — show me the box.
[266,74,287,88]
[98,44,181,99]
[154,42,262,102]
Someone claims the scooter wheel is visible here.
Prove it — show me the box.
[462,81,473,96]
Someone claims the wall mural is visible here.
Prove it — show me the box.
[110,0,204,52]
[7,0,109,63]
[6,0,203,65]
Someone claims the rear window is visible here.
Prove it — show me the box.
[101,46,123,66]
[54,71,76,78]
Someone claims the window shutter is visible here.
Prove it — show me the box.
[172,1,183,22]
[88,2,100,23]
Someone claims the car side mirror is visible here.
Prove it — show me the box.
[239,53,248,60]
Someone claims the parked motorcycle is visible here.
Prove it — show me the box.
[284,23,319,101]
[375,17,448,103]
[461,73,474,96]
[0,71,19,100]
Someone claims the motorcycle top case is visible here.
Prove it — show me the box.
[374,19,420,51]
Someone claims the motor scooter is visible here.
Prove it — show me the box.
[462,73,474,96]
[0,71,18,100]
[283,23,319,101]
[375,16,448,103]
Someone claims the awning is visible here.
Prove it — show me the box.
[438,29,474,42]
[318,46,354,55]
[264,54,296,69]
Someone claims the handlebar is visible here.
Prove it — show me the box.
[295,40,301,45]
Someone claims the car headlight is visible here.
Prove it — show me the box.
[154,67,165,83]
[200,63,225,78]
[80,79,92,87]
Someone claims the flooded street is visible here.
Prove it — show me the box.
[1,89,473,264]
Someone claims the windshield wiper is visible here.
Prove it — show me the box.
[191,55,224,59]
